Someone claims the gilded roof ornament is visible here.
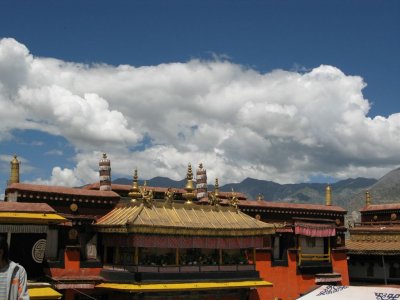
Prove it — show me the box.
[183,163,195,204]
[164,188,175,205]
[140,184,154,207]
[229,188,239,211]
[210,178,221,207]
[257,193,264,202]
[9,154,20,185]
[325,184,332,206]
[365,191,372,206]
[129,168,141,202]
[11,154,19,164]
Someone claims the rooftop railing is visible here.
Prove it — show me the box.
[103,263,255,273]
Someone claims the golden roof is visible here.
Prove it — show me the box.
[346,239,400,255]
[95,202,276,236]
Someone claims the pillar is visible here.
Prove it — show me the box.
[134,247,139,265]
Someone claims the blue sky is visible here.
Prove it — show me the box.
[0,1,399,192]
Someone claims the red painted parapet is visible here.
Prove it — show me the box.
[250,247,349,300]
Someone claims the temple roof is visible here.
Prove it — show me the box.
[350,225,400,233]
[95,202,276,236]
[348,224,400,254]
[360,203,400,213]
[238,200,346,213]
[0,201,66,224]
[346,239,400,255]
[7,183,120,198]
[0,201,56,213]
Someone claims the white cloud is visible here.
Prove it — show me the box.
[30,167,82,187]
[44,150,63,156]
[0,38,400,186]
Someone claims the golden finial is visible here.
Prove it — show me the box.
[187,164,193,180]
[257,193,264,202]
[129,168,141,202]
[214,178,219,198]
[183,163,195,204]
[325,184,332,206]
[9,154,20,185]
[365,191,372,206]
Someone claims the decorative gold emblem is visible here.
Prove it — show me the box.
[70,203,78,212]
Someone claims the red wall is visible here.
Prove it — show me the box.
[45,247,102,278]
[250,249,349,300]
[332,250,349,285]
[44,248,102,300]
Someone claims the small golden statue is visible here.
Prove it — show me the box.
[140,184,154,207]
[230,188,239,210]
[164,187,175,205]
[209,192,221,206]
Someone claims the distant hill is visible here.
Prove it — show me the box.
[347,167,400,215]
[219,177,377,206]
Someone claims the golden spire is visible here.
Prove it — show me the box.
[325,184,332,206]
[129,169,141,202]
[214,178,220,198]
[9,154,20,185]
[183,163,195,204]
[365,191,372,206]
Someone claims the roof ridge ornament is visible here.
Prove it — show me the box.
[325,184,332,206]
[140,184,154,207]
[164,187,175,206]
[365,191,372,206]
[9,154,20,185]
[229,188,239,211]
[183,163,195,205]
[129,168,141,202]
[257,193,264,202]
[209,178,221,207]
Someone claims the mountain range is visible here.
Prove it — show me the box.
[113,166,400,216]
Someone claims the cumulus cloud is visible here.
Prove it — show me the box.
[0,37,399,186]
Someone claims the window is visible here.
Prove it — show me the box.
[367,262,374,277]
[306,237,316,248]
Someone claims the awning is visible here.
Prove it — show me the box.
[276,227,293,233]
[0,212,66,224]
[28,287,62,299]
[0,224,47,233]
[315,273,342,284]
[295,222,335,237]
[96,280,272,292]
